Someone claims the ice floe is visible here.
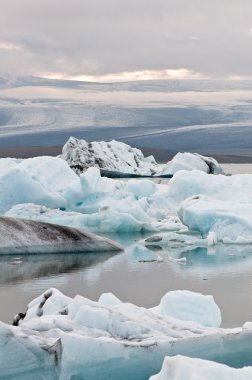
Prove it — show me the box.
[149,355,252,380]
[3,288,252,380]
[2,154,252,243]
[178,195,252,244]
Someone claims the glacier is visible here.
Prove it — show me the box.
[2,288,252,380]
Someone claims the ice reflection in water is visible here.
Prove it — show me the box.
[1,234,252,327]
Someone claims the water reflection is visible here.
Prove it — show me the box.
[2,237,252,327]
[0,251,117,285]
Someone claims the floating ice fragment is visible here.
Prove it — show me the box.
[149,355,252,380]
[151,290,221,327]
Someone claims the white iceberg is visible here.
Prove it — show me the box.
[2,161,181,233]
[163,170,252,243]
[6,204,154,233]
[167,170,251,204]
[178,195,252,244]
[151,290,221,327]
[162,152,224,175]
[3,288,252,379]
[61,136,159,176]
[0,156,77,213]
[149,355,252,380]
[60,136,223,176]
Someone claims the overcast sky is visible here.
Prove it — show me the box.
[1,0,252,80]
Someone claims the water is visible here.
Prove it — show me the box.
[2,233,252,328]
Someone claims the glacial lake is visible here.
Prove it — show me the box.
[1,233,252,328]
[1,164,252,327]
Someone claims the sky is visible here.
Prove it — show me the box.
[1,0,252,81]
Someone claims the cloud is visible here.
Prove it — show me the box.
[0,42,22,51]
[43,69,205,82]
[0,0,252,79]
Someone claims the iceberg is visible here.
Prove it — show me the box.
[3,288,252,380]
[0,216,123,254]
[178,195,252,244]
[167,170,251,204]
[61,136,159,176]
[0,155,249,241]
[0,321,60,380]
[151,290,221,327]
[3,164,181,233]
[0,156,77,213]
[149,355,252,380]
[60,136,223,176]
[161,152,224,175]
[164,170,252,243]
[6,204,154,233]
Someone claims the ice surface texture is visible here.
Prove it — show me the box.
[3,288,252,380]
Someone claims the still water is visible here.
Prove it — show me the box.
[1,232,252,328]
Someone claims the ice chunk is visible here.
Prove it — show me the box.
[98,293,122,307]
[125,179,156,199]
[178,195,252,243]
[0,216,123,254]
[61,137,223,177]
[144,232,208,248]
[61,136,159,175]
[0,321,60,379]
[149,355,252,380]
[151,290,221,327]
[168,170,251,204]
[3,288,252,379]
[162,152,224,175]
[0,156,77,213]
[6,204,155,233]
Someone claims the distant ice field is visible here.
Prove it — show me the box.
[0,77,252,154]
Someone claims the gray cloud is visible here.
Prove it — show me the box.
[0,0,252,78]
